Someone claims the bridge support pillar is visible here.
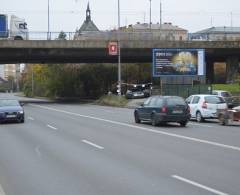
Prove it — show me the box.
[205,59,214,84]
[226,56,239,83]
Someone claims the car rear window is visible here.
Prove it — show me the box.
[167,97,186,106]
[205,96,225,104]
[153,98,164,107]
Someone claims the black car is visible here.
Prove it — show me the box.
[125,84,152,99]
[126,89,145,99]
[134,96,191,127]
[0,99,25,123]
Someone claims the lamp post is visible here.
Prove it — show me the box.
[47,0,50,40]
[117,0,121,96]
[149,0,152,31]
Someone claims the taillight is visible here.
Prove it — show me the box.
[202,101,207,109]
[161,107,167,113]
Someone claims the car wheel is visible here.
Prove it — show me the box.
[196,111,204,123]
[134,112,141,123]
[18,117,24,123]
[179,121,188,127]
[151,114,158,126]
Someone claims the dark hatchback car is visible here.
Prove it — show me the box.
[134,96,191,126]
[0,99,25,123]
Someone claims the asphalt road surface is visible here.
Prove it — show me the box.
[0,103,240,195]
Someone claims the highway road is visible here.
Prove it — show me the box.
[0,103,240,195]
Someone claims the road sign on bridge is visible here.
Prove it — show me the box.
[108,42,118,55]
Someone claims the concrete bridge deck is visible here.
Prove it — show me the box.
[0,40,240,64]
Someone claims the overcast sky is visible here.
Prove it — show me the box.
[1,0,240,33]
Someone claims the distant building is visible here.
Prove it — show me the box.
[190,27,240,41]
[74,3,187,41]
[74,2,99,39]
[0,64,4,80]
[120,22,188,41]
[4,64,17,80]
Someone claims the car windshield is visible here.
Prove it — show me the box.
[0,99,20,107]
[205,96,225,104]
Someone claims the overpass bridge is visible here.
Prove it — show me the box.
[0,40,239,82]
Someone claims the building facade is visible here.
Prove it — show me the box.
[74,3,188,41]
[0,64,5,79]
[119,22,188,41]
[4,64,17,80]
[74,2,99,39]
[190,27,240,41]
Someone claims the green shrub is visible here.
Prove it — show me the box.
[97,95,128,107]
[213,84,240,95]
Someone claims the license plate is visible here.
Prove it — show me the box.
[172,110,183,114]
[6,115,16,118]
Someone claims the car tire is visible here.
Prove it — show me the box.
[151,114,158,126]
[134,112,141,123]
[196,111,204,123]
[19,117,24,123]
[179,121,188,127]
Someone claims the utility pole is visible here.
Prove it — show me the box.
[160,1,162,29]
[32,65,34,97]
[47,0,50,40]
[149,0,152,31]
[117,0,121,96]
[230,12,233,28]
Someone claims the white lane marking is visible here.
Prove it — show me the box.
[172,175,229,195]
[35,146,42,158]
[28,116,34,121]
[30,104,240,152]
[82,140,104,150]
[0,183,6,195]
[47,124,58,130]
[189,122,213,128]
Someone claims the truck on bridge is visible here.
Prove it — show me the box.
[0,14,28,40]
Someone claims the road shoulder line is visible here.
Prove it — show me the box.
[30,104,240,152]
[172,175,229,195]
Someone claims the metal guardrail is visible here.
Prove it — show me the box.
[2,31,240,41]
[0,31,202,41]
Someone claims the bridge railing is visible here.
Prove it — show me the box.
[2,31,240,41]
[1,31,187,41]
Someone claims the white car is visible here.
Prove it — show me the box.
[186,94,228,122]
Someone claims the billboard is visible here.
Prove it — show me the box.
[152,49,205,77]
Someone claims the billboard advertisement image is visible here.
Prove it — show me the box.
[153,49,205,77]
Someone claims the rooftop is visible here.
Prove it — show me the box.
[122,22,187,31]
[194,27,240,34]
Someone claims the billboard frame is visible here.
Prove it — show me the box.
[152,48,205,77]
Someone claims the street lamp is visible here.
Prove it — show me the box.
[47,0,50,40]
[117,0,122,96]
[149,0,152,31]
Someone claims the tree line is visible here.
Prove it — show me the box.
[21,63,151,99]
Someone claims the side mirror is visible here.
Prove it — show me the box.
[20,102,24,106]
[140,103,144,107]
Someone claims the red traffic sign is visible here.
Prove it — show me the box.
[108,42,118,55]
